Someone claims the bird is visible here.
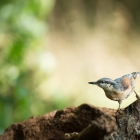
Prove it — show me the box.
[88,72,140,111]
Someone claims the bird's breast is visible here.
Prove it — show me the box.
[104,86,133,101]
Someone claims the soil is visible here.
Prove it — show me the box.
[1,100,140,140]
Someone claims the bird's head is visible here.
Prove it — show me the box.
[88,78,116,90]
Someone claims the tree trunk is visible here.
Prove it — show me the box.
[1,100,140,140]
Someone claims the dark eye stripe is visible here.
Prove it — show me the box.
[100,80,114,85]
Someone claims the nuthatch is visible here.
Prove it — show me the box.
[89,72,140,111]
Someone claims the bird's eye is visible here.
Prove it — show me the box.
[100,81,104,84]
[132,72,136,75]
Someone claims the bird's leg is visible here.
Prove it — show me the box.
[134,90,140,99]
[117,100,122,113]
[116,100,122,129]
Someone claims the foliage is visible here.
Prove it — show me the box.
[0,0,55,134]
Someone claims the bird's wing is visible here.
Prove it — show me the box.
[121,77,131,90]
[114,73,133,91]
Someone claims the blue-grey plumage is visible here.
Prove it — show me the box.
[89,72,140,110]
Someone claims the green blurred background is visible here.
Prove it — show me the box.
[1,0,140,134]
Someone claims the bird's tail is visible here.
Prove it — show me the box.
[132,72,140,79]
[137,72,140,75]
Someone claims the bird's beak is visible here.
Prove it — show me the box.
[88,82,97,85]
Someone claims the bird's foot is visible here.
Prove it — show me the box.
[116,109,122,115]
